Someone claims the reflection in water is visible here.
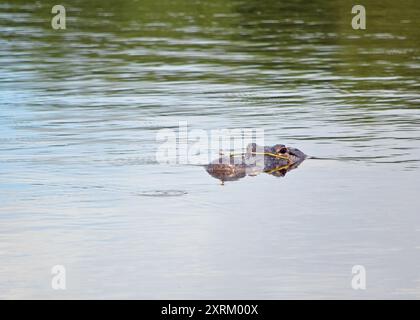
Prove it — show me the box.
[1,0,420,299]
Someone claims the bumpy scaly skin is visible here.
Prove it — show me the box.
[206,143,306,182]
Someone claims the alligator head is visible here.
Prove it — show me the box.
[246,143,306,166]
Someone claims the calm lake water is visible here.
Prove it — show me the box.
[1,0,420,299]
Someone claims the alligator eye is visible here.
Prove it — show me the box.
[279,148,288,154]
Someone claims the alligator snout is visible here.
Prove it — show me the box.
[286,147,307,164]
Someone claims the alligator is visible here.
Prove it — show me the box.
[206,143,306,183]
